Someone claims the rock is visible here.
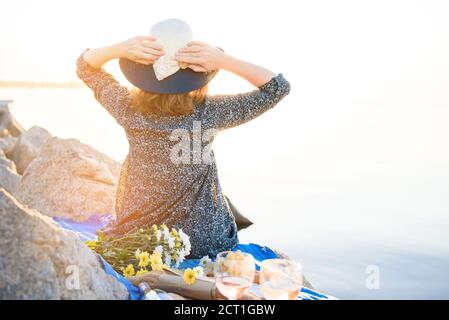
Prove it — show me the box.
[0,153,17,172]
[0,151,17,172]
[0,129,8,138]
[15,137,121,222]
[10,126,52,174]
[0,188,129,299]
[0,165,20,194]
[0,135,18,157]
[0,101,24,137]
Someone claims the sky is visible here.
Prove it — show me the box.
[1,0,448,94]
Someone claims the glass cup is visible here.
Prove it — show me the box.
[259,259,303,300]
[214,250,256,299]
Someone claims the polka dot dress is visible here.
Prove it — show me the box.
[76,52,290,258]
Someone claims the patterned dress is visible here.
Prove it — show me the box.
[76,52,290,258]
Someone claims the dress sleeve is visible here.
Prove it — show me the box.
[202,73,291,130]
[76,50,131,126]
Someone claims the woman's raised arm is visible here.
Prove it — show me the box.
[76,37,164,125]
[175,41,276,86]
[83,36,165,68]
[175,42,290,130]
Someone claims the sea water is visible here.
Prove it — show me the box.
[1,87,449,299]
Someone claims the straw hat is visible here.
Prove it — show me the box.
[119,18,216,94]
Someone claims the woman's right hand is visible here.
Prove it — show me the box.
[116,36,165,65]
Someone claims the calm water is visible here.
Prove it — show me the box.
[2,87,449,299]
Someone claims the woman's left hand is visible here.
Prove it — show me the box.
[175,41,225,72]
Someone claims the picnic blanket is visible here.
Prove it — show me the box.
[54,215,335,300]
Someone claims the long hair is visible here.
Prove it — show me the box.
[130,86,208,116]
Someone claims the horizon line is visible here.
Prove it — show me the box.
[0,80,84,89]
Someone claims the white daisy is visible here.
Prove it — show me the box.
[163,228,171,240]
[193,266,204,277]
[167,236,175,249]
[153,245,163,254]
[199,255,212,266]
[178,229,191,254]
[178,229,189,244]
[164,253,172,267]
[199,256,214,274]
[184,242,191,255]
[175,248,187,267]
[135,248,141,259]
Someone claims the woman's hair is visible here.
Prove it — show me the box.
[130,86,208,116]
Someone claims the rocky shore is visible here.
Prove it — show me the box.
[0,102,129,299]
[0,102,257,299]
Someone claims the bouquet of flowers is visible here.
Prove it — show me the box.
[85,224,191,278]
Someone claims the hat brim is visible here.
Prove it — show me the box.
[119,58,216,94]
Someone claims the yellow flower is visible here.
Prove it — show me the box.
[183,268,197,285]
[147,252,163,271]
[151,224,158,233]
[97,232,106,241]
[138,251,150,268]
[171,228,178,237]
[136,268,148,276]
[161,223,168,231]
[151,261,163,271]
[149,252,163,266]
[149,251,164,271]
[84,240,97,249]
[123,264,135,278]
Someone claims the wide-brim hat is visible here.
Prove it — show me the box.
[119,18,217,94]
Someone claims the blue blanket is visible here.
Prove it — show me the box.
[54,215,334,300]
